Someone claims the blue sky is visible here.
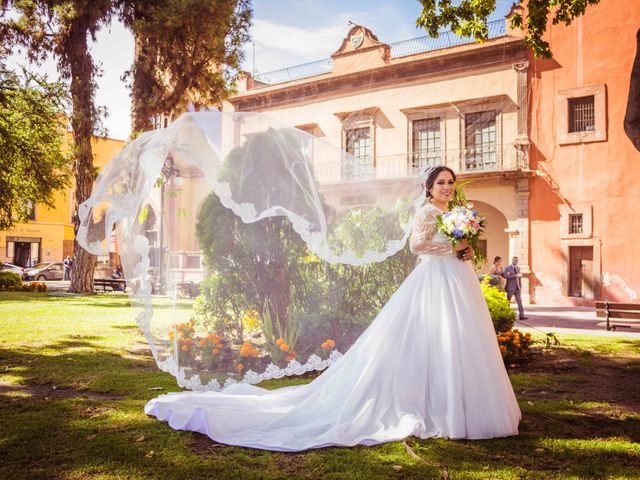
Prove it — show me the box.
[7,0,514,140]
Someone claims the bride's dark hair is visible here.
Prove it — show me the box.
[424,165,456,198]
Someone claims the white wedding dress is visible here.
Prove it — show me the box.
[145,202,521,451]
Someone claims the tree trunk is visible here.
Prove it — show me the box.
[624,28,640,152]
[67,19,97,294]
[131,32,155,134]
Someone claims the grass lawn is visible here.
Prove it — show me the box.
[1,291,639,480]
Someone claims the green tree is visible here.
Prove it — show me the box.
[2,0,113,293]
[194,127,417,351]
[416,0,600,59]
[119,0,251,133]
[1,0,252,292]
[195,192,308,342]
[0,63,72,229]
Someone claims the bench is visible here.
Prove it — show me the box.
[595,301,640,331]
[93,278,126,292]
[176,281,199,298]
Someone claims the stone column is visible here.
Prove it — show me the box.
[513,62,529,141]
[505,178,532,303]
[515,178,531,303]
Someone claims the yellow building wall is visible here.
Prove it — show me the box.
[0,135,125,267]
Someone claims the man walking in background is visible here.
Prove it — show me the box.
[504,256,528,320]
[63,255,73,281]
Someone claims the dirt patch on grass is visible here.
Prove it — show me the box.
[0,380,125,402]
[517,346,640,412]
[272,452,309,473]
[188,432,227,455]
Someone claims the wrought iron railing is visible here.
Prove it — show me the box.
[253,58,333,86]
[389,19,507,58]
[249,19,508,88]
[313,142,529,184]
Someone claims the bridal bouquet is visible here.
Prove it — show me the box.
[437,204,487,267]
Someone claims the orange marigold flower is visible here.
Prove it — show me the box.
[499,345,507,353]
[279,343,290,352]
[236,363,244,372]
[199,339,206,348]
[213,349,220,355]
[181,345,190,352]
[276,338,285,346]
[326,339,335,348]
[215,343,223,350]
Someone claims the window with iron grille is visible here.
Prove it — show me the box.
[185,254,201,269]
[343,127,372,180]
[296,127,314,161]
[150,115,163,130]
[569,213,583,234]
[26,201,36,221]
[568,96,595,133]
[465,111,497,170]
[412,118,442,169]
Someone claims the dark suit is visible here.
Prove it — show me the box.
[504,263,525,318]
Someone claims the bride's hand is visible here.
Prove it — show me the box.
[462,246,474,261]
[454,240,469,251]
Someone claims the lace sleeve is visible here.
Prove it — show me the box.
[409,206,453,256]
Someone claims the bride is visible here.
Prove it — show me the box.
[145,165,522,451]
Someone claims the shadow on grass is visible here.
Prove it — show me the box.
[0,292,194,311]
[0,337,639,479]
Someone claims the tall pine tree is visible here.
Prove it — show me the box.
[119,0,251,133]
[2,0,113,292]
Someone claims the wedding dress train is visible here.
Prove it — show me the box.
[145,202,521,451]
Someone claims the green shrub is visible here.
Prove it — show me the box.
[480,276,515,333]
[0,272,22,289]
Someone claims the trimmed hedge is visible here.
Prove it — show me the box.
[0,272,22,289]
[481,276,516,333]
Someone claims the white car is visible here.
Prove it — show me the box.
[1,262,25,276]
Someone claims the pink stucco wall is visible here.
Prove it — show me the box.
[529,0,640,304]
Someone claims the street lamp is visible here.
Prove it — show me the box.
[157,155,180,295]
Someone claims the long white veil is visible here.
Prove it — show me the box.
[77,110,425,390]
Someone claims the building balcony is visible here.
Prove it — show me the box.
[314,142,530,185]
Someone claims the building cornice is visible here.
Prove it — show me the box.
[231,39,527,112]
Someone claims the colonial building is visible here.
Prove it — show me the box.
[143,2,640,306]
[223,12,534,295]
[0,136,125,273]
[527,0,640,305]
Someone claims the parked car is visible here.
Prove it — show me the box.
[1,262,25,276]
[23,262,65,281]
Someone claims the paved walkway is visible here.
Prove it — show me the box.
[515,304,640,339]
[29,281,640,339]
